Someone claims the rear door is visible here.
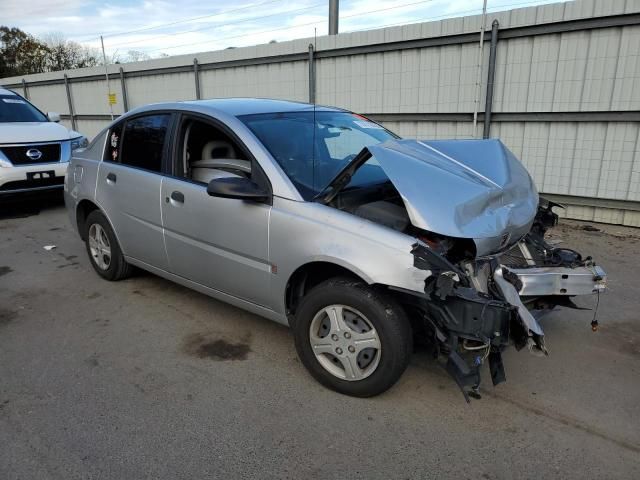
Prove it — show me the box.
[160,114,272,307]
[96,113,173,270]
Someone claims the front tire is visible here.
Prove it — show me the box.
[84,210,133,281]
[293,278,412,397]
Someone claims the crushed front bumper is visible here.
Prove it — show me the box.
[509,265,607,296]
[408,240,607,401]
[493,263,607,355]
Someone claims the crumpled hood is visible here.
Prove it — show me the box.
[367,139,539,242]
[0,122,75,144]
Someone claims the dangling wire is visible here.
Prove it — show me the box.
[591,290,600,332]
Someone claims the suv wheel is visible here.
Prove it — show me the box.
[84,210,133,281]
[293,277,412,397]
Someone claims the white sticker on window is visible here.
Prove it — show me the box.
[2,98,26,104]
[354,120,384,130]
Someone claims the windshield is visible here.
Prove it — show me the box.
[240,111,397,199]
[0,94,48,123]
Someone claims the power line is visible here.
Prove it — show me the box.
[107,2,325,49]
[71,0,284,43]
[144,0,437,54]
[101,0,553,57]
[70,0,556,48]
[144,19,324,53]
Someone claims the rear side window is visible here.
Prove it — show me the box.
[118,114,170,173]
[105,122,123,163]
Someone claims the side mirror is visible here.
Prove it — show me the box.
[207,176,269,202]
[47,112,61,122]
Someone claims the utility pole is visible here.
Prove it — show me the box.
[472,0,488,138]
[100,35,115,120]
[329,0,339,35]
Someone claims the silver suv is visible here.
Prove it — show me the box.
[0,88,87,196]
[65,98,606,399]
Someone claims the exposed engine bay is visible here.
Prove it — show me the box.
[342,193,606,400]
[319,139,607,401]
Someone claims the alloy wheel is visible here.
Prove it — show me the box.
[88,223,112,271]
[309,304,382,381]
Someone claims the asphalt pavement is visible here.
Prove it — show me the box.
[1,195,639,479]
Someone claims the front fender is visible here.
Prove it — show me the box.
[269,198,430,315]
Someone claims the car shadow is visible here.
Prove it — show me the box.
[0,191,64,220]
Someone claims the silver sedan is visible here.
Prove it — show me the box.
[65,98,606,399]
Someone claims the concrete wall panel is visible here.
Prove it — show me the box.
[70,79,123,116]
[74,119,108,140]
[126,72,196,108]
[27,84,69,115]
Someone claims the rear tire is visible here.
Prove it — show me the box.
[293,277,412,397]
[84,210,133,281]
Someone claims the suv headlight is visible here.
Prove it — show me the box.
[71,136,89,151]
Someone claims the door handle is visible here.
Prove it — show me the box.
[168,190,184,205]
[106,172,117,184]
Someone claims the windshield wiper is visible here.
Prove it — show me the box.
[313,147,372,204]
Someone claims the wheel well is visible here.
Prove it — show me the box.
[76,200,100,240]
[285,262,366,315]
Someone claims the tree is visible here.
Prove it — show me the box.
[1,27,169,77]
[41,32,101,71]
[1,27,105,77]
[124,50,151,63]
[0,26,49,77]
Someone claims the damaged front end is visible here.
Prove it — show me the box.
[406,200,606,401]
[317,138,607,400]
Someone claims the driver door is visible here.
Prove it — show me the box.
[161,114,273,307]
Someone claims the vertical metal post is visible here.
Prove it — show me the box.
[483,20,499,139]
[119,67,129,112]
[329,0,339,35]
[21,79,29,100]
[472,0,488,138]
[63,74,77,131]
[308,44,316,103]
[194,58,201,100]
[100,35,114,120]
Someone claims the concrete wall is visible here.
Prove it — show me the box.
[3,0,640,225]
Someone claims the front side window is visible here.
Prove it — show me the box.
[0,94,48,123]
[115,114,170,173]
[178,118,246,182]
[240,111,397,200]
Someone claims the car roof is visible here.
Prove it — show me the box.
[186,98,345,116]
[132,97,346,118]
[0,88,18,96]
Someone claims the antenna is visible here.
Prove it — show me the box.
[312,27,317,192]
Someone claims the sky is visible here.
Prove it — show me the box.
[3,0,568,59]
